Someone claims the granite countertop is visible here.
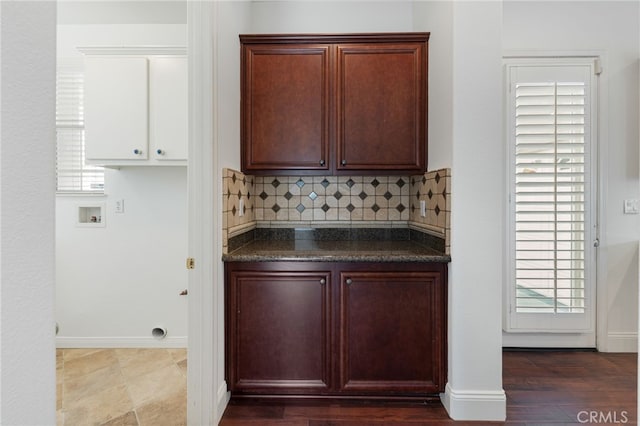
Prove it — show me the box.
[223,229,451,263]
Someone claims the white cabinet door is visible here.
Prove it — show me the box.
[84,57,148,160]
[149,57,188,161]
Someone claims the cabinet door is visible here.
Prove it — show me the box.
[336,43,427,173]
[149,57,188,161]
[338,270,445,394]
[241,43,331,174]
[227,269,332,394]
[84,57,148,160]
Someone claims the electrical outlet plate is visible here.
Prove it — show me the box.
[239,199,244,217]
[115,199,125,214]
[420,200,426,217]
[623,199,639,214]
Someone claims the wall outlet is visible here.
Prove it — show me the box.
[238,199,244,217]
[115,199,125,214]
[420,200,426,217]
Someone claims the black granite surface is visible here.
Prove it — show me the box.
[223,227,450,263]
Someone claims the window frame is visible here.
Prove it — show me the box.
[504,57,599,334]
[56,63,105,194]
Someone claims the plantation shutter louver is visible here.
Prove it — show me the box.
[506,60,596,332]
[56,70,104,192]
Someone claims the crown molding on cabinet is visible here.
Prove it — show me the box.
[77,46,187,56]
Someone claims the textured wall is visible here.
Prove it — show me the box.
[0,2,57,424]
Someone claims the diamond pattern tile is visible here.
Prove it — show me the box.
[224,168,451,256]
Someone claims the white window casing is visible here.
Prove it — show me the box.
[56,69,104,193]
[505,58,598,333]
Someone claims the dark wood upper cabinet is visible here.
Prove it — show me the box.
[336,42,427,172]
[240,42,331,173]
[240,33,429,175]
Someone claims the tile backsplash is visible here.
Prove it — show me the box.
[255,175,411,222]
[222,168,451,254]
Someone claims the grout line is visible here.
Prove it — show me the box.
[115,349,141,426]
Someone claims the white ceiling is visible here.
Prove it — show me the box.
[57,1,187,25]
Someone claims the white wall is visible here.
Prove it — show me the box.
[55,22,189,347]
[57,1,186,25]
[503,1,640,352]
[249,1,413,33]
[217,1,252,172]
[0,2,56,424]
[56,168,188,346]
[442,1,506,420]
[412,1,453,170]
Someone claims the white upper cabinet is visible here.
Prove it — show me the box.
[82,47,187,166]
[149,57,188,162]
[85,56,149,161]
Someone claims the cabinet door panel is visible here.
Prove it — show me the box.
[241,45,331,173]
[228,270,332,393]
[84,57,148,160]
[149,57,187,161]
[339,271,444,394]
[336,44,426,172]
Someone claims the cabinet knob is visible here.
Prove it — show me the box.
[133,149,142,155]
[341,159,347,166]
[320,278,326,284]
[319,160,325,166]
[156,149,164,155]
[346,278,352,285]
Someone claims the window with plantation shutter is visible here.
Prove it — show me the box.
[56,69,104,192]
[505,59,597,332]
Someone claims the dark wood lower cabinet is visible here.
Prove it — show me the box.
[225,262,447,399]
[339,270,445,395]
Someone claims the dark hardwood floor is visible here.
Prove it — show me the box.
[220,350,637,425]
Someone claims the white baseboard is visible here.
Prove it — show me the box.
[606,332,638,353]
[441,383,506,421]
[215,381,230,424]
[502,331,595,348]
[56,336,187,348]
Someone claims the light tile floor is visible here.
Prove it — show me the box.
[57,348,187,426]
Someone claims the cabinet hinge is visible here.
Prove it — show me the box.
[186,257,195,269]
